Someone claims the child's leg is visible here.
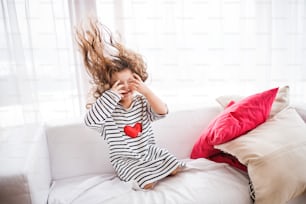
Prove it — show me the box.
[144,182,156,189]
[170,163,185,176]
[170,167,180,176]
[143,163,186,189]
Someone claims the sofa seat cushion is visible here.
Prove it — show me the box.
[48,159,252,204]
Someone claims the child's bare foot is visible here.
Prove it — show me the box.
[144,182,155,189]
[170,166,180,176]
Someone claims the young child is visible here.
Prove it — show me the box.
[76,20,183,190]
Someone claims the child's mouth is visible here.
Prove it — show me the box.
[122,90,131,96]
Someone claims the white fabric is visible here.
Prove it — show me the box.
[48,159,252,204]
[0,0,84,128]
[95,0,306,111]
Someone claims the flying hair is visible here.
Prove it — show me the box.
[75,19,148,108]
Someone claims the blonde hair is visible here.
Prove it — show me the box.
[75,19,148,108]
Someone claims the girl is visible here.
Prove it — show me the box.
[76,20,183,190]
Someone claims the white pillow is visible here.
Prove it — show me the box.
[216,85,290,118]
[215,107,306,204]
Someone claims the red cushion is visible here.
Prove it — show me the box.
[190,87,278,159]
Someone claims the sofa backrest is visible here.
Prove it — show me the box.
[45,106,221,181]
[153,107,221,159]
[46,121,114,180]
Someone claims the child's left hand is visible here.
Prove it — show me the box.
[129,73,150,96]
[130,73,167,115]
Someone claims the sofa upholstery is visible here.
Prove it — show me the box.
[1,105,306,204]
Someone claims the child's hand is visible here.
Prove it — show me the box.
[130,73,167,115]
[110,80,125,98]
[129,74,150,96]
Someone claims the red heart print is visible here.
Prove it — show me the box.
[124,123,142,138]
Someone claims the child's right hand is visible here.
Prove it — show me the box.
[110,80,124,99]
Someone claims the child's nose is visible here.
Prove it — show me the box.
[123,82,129,89]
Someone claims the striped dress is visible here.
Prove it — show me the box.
[84,90,182,189]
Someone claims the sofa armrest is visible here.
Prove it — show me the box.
[46,121,114,181]
[0,124,52,204]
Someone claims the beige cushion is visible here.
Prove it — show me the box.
[215,107,306,204]
[216,85,290,118]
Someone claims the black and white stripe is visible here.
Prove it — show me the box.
[85,90,182,189]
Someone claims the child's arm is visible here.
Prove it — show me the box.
[142,88,168,115]
[130,74,168,115]
[85,82,123,129]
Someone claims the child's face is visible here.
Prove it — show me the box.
[111,69,134,103]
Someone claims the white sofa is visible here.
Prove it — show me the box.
[1,105,306,204]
